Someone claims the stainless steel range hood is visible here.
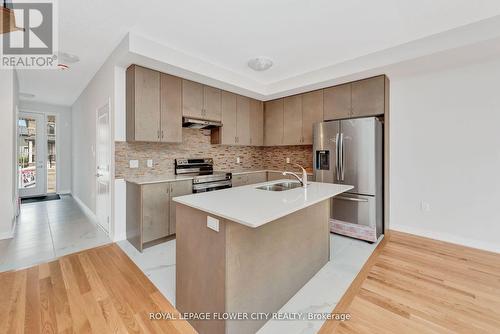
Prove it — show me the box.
[182,117,222,129]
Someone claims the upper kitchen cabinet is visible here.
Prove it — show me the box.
[126,65,182,143]
[249,99,264,146]
[160,73,182,143]
[323,75,388,121]
[264,98,284,146]
[236,95,251,145]
[182,80,204,118]
[204,86,222,121]
[323,83,351,121]
[283,95,303,145]
[211,93,256,146]
[302,90,324,144]
[126,65,161,142]
[351,75,387,118]
[182,79,222,121]
[215,91,237,145]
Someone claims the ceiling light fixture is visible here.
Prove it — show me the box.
[58,52,80,64]
[248,57,273,72]
[19,92,36,99]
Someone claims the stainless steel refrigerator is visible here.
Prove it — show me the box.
[313,117,383,242]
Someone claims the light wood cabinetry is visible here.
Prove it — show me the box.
[160,73,183,142]
[203,86,222,121]
[283,95,303,145]
[182,80,222,121]
[126,65,161,142]
[217,91,237,145]
[302,90,324,144]
[142,183,170,243]
[212,94,263,146]
[127,63,387,146]
[323,75,387,121]
[265,90,323,146]
[126,65,182,143]
[264,99,284,146]
[182,80,204,119]
[236,96,251,145]
[249,99,264,146]
[324,83,351,121]
[169,180,193,235]
[126,180,192,252]
[351,76,386,117]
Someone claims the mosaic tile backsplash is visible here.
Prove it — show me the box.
[115,128,313,179]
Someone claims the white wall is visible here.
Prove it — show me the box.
[0,69,19,239]
[19,101,72,193]
[72,60,115,214]
[390,58,500,253]
[71,53,126,241]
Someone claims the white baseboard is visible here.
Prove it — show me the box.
[0,231,13,240]
[0,217,16,240]
[72,195,98,224]
[391,224,500,254]
[58,189,71,195]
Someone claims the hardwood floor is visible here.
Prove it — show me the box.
[0,244,196,334]
[319,231,500,334]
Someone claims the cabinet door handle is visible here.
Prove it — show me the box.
[161,130,164,139]
[157,130,160,139]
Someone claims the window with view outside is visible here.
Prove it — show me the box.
[47,115,56,193]
[18,117,37,189]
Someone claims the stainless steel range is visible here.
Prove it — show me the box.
[175,158,232,193]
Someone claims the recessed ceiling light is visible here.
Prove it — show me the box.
[58,52,80,64]
[248,57,273,71]
[19,92,36,99]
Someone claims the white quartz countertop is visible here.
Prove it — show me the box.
[173,180,353,228]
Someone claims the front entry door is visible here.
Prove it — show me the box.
[18,112,46,198]
[96,101,111,233]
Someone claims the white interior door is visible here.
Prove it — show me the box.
[18,112,46,198]
[96,101,111,233]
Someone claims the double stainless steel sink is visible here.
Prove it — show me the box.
[255,182,305,192]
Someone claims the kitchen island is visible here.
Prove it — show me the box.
[173,180,353,334]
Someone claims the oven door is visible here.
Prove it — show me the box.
[192,180,232,193]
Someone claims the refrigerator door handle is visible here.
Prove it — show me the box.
[335,133,340,180]
[340,133,345,181]
[335,195,369,203]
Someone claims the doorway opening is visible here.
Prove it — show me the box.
[18,112,57,198]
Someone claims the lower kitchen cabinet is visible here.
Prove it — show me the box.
[126,179,192,252]
[169,180,192,235]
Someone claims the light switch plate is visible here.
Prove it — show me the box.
[129,160,139,169]
[207,216,219,232]
[236,157,241,164]
[286,157,290,164]
[147,159,153,168]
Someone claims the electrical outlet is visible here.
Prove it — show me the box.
[420,201,431,212]
[236,157,241,164]
[207,216,219,232]
[147,159,153,168]
[129,160,139,169]
[286,157,290,164]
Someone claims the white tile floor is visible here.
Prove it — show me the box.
[0,195,111,272]
[118,233,380,334]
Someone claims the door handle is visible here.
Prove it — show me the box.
[335,196,369,203]
[340,133,345,181]
[335,133,340,180]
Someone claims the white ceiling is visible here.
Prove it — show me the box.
[15,0,500,106]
